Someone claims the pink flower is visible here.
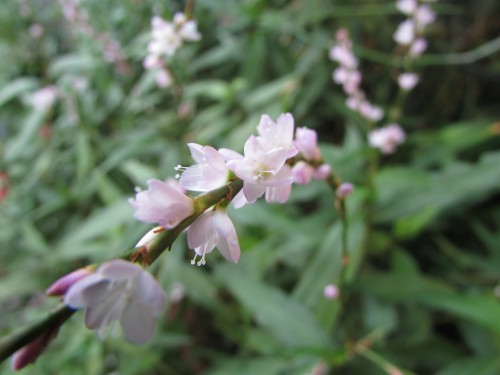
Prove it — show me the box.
[314,164,331,181]
[129,179,194,228]
[323,284,339,300]
[409,38,428,57]
[177,143,229,192]
[256,113,298,158]
[394,19,415,46]
[398,73,420,90]
[292,161,315,185]
[368,124,406,154]
[295,127,321,161]
[64,259,166,344]
[234,135,293,203]
[336,182,354,198]
[396,0,417,15]
[187,208,240,265]
[155,69,172,88]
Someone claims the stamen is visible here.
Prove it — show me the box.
[196,254,206,266]
[190,254,197,265]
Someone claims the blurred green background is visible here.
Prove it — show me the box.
[1,0,500,374]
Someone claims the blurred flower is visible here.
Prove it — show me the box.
[409,37,428,57]
[396,0,417,15]
[187,208,240,265]
[11,324,61,370]
[368,124,406,154]
[169,282,186,303]
[64,259,166,344]
[398,72,420,90]
[177,143,230,192]
[129,179,194,228]
[155,68,172,88]
[336,182,354,199]
[28,86,58,111]
[330,29,383,122]
[292,161,315,185]
[323,284,339,300]
[314,164,331,181]
[29,24,44,38]
[46,268,93,296]
[393,19,415,46]
[295,127,321,161]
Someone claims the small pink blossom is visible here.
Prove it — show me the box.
[394,19,415,46]
[409,38,428,57]
[398,73,420,90]
[414,5,436,30]
[187,208,240,265]
[64,259,166,344]
[177,143,229,192]
[129,178,194,228]
[323,284,339,300]
[368,124,406,154]
[155,69,172,88]
[256,113,298,158]
[292,161,315,185]
[336,182,354,199]
[295,127,321,161]
[314,164,331,181]
[396,0,417,15]
[28,86,58,111]
[234,135,293,203]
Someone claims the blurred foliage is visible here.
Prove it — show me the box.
[1,0,500,374]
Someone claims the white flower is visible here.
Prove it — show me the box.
[234,135,293,203]
[64,260,166,344]
[129,178,194,228]
[187,208,240,265]
[398,73,420,90]
[368,124,406,154]
[409,38,428,57]
[394,19,415,46]
[396,0,417,15]
[28,86,58,111]
[177,143,229,192]
[256,113,298,158]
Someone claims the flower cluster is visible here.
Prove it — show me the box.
[143,13,201,88]
[394,0,436,58]
[329,29,384,122]
[129,113,329,265]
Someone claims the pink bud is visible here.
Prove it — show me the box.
[323,284,339,300]
[46,268,92,296]
[11,325,60,370]
[314,164,331,181]
[292,161,314,185]
[336,182,354,198]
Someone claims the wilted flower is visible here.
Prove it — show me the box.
[187,208,240,265]
[368,124,406,154]
[64,259,166,344]
[129,179,194,228]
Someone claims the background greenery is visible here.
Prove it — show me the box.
[1,0,499,374]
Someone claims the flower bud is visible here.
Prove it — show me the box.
[46,268,93,296]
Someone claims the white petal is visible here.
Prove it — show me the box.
[243,182,266,203]
[187,143,205,164]
[265,185,291,203]
[121,301,157,344]
[99,259,142,280]
[135,271,166,317]
[213,211,240,263]
[266,164,294,187]
[187,211,216,249]
[64,274,107,309]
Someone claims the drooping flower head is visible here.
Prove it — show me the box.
[129,178,194,228]
[64,259,166,344]
[187,208,240,266]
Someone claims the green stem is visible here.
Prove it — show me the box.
[0,304,74,363]
[0,179,243,366]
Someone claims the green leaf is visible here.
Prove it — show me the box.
[216,263,330,348]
